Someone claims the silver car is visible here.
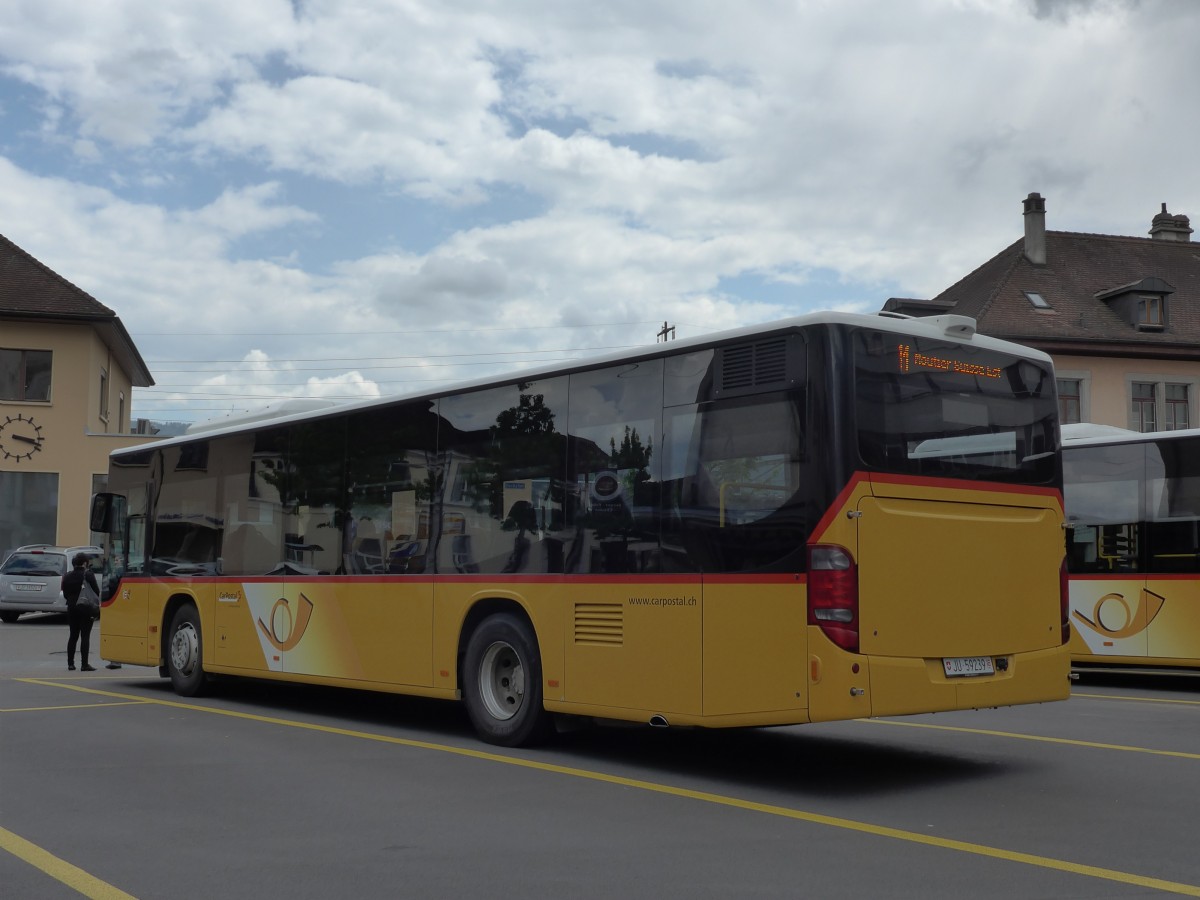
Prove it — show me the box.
[0,545,102,623]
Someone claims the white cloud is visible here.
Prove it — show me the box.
[0,0,297,146]
[184,76,503,201]
[0,0,1198,424]
[72,138,100,162]
[184,183,318,237]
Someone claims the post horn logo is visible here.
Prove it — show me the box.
[1071,590,1165,640]
[257,593,315,651]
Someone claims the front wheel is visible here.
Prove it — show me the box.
[166,604,208,697]
[463,613,552,747]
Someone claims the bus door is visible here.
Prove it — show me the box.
[1064,441,1149,661]
[212,524,284,671]
[93,488,153,663]
[1143,435,1200,663]
[1067,530,1151,662]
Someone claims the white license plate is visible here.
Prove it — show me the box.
[14,584,44,592]
[943,656,995,677]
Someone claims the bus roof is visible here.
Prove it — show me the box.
[1062,422,1200,448]
[117,309,1053,457]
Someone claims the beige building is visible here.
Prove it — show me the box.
[1,234,158,556]
[885,193,1200,432]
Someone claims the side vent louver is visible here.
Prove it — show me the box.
[574,603,624,646]
[718,336,791,396]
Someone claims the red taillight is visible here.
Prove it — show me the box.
[808,544,859,653]
[1060,557,1070,645]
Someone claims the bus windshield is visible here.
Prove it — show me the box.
[853,329,1058,484]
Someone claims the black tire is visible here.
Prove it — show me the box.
[0,611,21,624]
[166,605,208,697]
[463,613,552,747]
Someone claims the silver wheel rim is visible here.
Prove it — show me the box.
[170,621,199,676]
[478,640,524,721]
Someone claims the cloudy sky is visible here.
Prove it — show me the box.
[1,0,1197,426]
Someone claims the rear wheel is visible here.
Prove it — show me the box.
[166,605,208,697]
[0,611,21,624]
[463,613,551,747]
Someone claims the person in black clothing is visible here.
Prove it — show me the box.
[62,553,99,672]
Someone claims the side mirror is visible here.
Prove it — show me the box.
[90,493,126,534]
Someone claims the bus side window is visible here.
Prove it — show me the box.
[1097,524,1139,572]
[127,515,147,575]
[1145,521,1200,573]
[1064,442,1145,574]
[567,361,663,575]
[440,378,570,575]
[1146,435,1200,573]
[663,393,806,573]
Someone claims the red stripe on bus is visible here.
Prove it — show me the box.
[1071,573,1196,582]
[702,573,804,585]
[810,471,871,542]
[867,471,1062,500]
[810,471,1062,544]
[115,573,802,586]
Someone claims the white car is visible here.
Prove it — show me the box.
[0,545,103,623]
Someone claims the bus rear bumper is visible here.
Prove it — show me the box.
[868,644,1072,717]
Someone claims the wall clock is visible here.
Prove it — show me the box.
[0,413,45,462]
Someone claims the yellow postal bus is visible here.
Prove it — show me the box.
[1064,424,1200,670]
[91,311,1071,745]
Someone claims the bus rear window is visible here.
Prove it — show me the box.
[853,330,1058,484]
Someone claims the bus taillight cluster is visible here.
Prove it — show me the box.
[807,545,859,653]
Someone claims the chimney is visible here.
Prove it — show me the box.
[1023,192,1046,265]
[1149,203,1193,242]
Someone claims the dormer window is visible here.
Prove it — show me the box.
[1137,296,1163,327]
[1094,276,1174,331]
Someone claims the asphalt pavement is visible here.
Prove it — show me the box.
[3,613,1200,899]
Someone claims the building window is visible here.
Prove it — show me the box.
[99,367,110,421]
[1024,291,1051,309]
[1166,383,1190,430]
[1132,382,1157,432]
[119,393,126,433]
[1056,378,1082,424]
[1129,377,1196,433]
[0,472,60,551]
[1137,296,1163,327]
[0,348,52,402]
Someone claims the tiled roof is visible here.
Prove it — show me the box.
[924,230,1200,356]
[0,233,153,386]
[0,233,116,318]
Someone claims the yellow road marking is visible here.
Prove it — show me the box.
[0,701,146,713]
[862,718,1200,760]
[15,678,1200,898]
[1074,691,1200,707]
[0,826,138,900]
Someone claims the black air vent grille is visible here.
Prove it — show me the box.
[574,603,623,645]
[720,338,789,390]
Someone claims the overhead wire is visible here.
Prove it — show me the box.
[129,320,695,421]
[144,349,636,375]
[129,319,672,337]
